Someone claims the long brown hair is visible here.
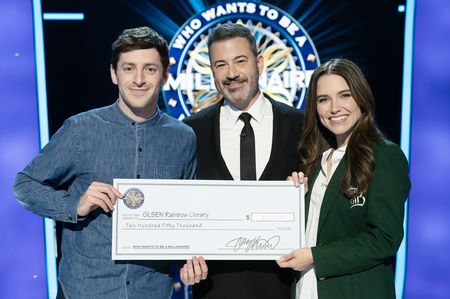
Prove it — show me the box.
[298,58,383,198]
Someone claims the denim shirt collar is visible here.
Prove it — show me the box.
[112,100,162,127]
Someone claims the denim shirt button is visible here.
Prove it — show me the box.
[136,174,141,178]
[138,146,143,152]
[131,121,136,126]
[126,280,130,286]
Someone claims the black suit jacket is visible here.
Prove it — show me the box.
[183,97,304,299]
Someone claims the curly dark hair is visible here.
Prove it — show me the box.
[111,26,169,71]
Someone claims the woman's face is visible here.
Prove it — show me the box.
[316,74,362,147]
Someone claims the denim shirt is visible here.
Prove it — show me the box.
[14,102,197,299]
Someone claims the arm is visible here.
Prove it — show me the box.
[312,143,411,278]
[183,130,197,179]
[13,118,81,222]
[13,118,122,222]
[278,172,311,270]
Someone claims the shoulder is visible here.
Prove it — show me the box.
[373,139,407,160]
[65,104,115,126]
[372,139,409,173]
[45,105,114,146]
[159,113,196,137]
[270,99,304,121]
[183,103,220,126]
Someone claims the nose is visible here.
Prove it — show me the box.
[226,63,239,80]
[329,98,340,113]
[134,70,146,86]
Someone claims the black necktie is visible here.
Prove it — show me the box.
[239,112,256,180]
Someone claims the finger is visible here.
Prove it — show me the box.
[277,257,298,270]
[297,172,305,184]
[291,172,300,187]
[276,258,288,268]
[180,264,190,285]
[90,184,121,205]
[83,195,110,214]
[287,175,300,188]
[104,185,123,203]
[276,259,290,268]
[192,256,202,283]
[91,183,120,205]
[88,190,114,211]
[186,259,195,285]
[278,252,294,263]
[197,256,208,280]
[110,185,123,198]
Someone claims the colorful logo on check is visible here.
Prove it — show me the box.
[123,188,145,209]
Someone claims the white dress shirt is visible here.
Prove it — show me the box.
[219,93,273,180]
[296,145,347,299]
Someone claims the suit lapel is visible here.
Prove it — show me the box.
[316,155,346,235]
[259,98,288,180]
[210,101,234,180]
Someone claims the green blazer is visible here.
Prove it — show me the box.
[304,139,411,299]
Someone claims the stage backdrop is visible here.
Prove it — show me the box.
[2,0,450,299]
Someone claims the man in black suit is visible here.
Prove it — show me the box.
[180,23,304,299]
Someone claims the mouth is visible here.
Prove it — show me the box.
[129,88,149,95]
[329,115,348,124]
[224,80,246,89]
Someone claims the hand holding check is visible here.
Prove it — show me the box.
[180,256,208,285]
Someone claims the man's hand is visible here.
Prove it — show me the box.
[77,181,122,217]
[180,256,208,285]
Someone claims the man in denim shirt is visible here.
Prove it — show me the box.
[13,26,196,299]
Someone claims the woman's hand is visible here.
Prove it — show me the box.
[287,172,308,193]
[277,248,314,271]
[180,256,208,285]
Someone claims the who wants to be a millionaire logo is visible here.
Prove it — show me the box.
[163,1,320,119]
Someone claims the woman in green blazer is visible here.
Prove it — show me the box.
[277,59,411,299]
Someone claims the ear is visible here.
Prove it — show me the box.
[256,54,264,75]
[161,67,169,85]
[110,64,118,85]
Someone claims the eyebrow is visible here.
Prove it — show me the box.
[338,89,351,94]
[316,89,351,98]
[120,62,159,67]
[213,55,249,66]
[233,55,248,61]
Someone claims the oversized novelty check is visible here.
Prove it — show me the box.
[112,179,305,260]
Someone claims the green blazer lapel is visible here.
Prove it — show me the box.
[305,167,320,223]
[316,156,346,235]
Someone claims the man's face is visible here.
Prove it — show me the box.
[209,37,263,111]
[110,48,168,120]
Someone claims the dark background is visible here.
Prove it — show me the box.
[42,0,406,143]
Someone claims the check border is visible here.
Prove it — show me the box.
[112,179,304,260]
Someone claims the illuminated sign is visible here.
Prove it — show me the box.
[164,1,320,119]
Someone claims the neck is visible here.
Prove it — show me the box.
[118,99,157,122]
[235,90,261,111]
[335,132,352,148]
